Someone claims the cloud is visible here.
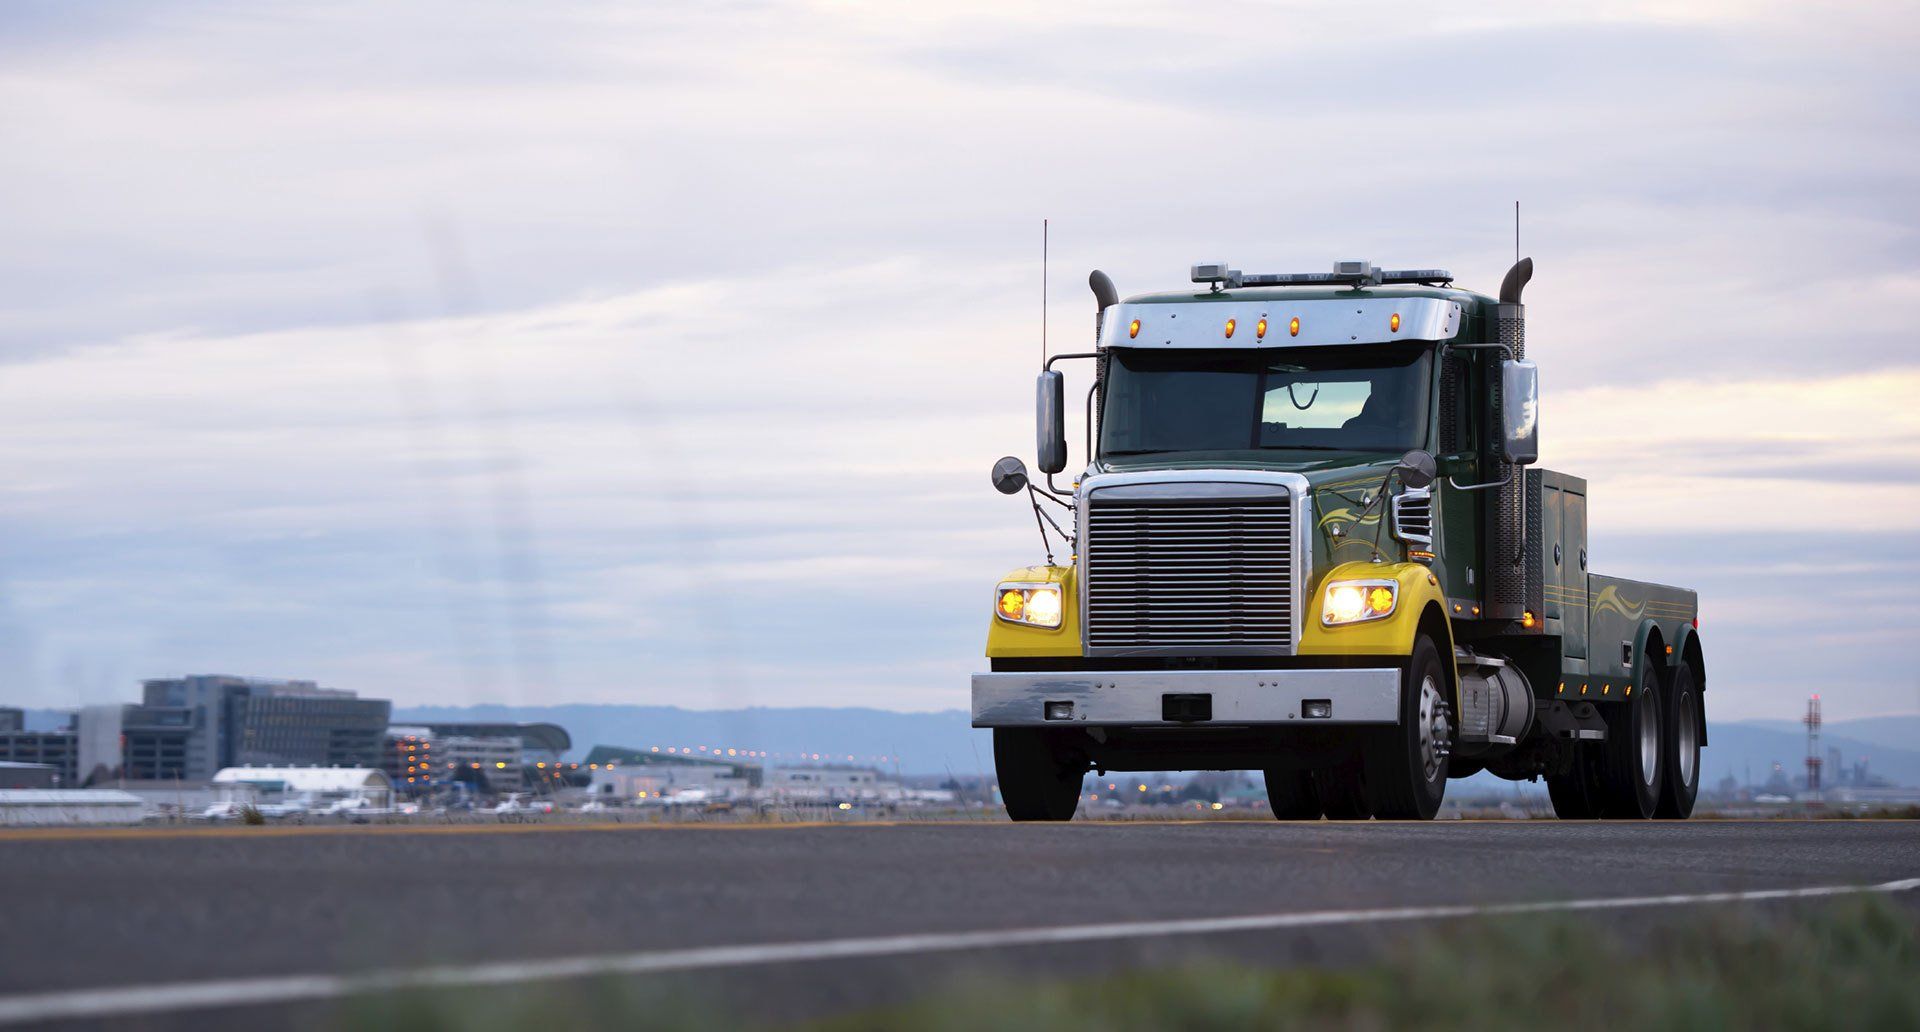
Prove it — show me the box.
[0,1,1915,721]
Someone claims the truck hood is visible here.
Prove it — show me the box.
[1095,452,1396,487]
[1085,455,1404,570]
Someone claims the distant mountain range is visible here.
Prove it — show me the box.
[19,702,1918,785]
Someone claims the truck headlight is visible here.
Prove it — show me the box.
[995,582,1063,628]
[1321,579,1397,626]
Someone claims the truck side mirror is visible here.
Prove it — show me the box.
[1499,359,1539,465]
[1036,370,1067,475]
[991,456,1029,495]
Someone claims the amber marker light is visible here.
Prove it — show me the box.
[1128,318,1141,339]
[1224,318,1236,338]
[1521,610,1537,629]
[1256,317,1268,339]
[1390,312,1402,332]
[1289,316,1301,337]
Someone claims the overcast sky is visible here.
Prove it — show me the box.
[1,1,1916,722]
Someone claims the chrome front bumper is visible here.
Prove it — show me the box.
[971,669,1401,728]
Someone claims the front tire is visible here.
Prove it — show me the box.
[1263,768,1323,820]
[1316,761,1371,820]
[993,729,1083,822]
[1363,636,1452,820]
[1546,748,1604,819]
[1655,661,1702,818]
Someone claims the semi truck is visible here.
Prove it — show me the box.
[975,258,1705,821]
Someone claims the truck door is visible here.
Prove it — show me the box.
[1435,350,1478,607]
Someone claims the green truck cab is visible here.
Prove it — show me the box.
[976,259,1705,821]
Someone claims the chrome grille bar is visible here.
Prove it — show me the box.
[1084,489,1296,655]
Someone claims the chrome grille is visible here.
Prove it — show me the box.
[1084,494,1295,653]
[1391,487,1433,546]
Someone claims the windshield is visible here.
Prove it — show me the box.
[1099,344,1433,459]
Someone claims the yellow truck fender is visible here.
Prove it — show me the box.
[984,565,1080,658]
[1298,560,1458,706]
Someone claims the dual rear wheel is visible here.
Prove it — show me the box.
[1547,655,1700,819]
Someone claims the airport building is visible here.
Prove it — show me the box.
[764,766,891,802]
[76,703,195,783]
[140,675,391,778]
[0,761,59,790]
[212,766,395,813]
[383,723,571,795]
[0,788,143,827]
[0,724,79,786]
[384,729,438,795]
[585,761,753,802]
[407,722,571,767]
[4,677,393,787]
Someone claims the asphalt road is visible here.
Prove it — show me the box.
[2,819,1916,1028]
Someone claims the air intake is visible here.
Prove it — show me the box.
[1391,487,1434,547]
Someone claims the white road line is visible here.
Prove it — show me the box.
[3,876,1915,1026]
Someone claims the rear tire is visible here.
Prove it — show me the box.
[993,729,1083,822]
[1655,661,1702,819]
[1363,635,1452,820]
[1596,658,1664,819]
[1263,768,1323,820]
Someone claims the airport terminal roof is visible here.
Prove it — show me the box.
[583,745,753,769]
[402,722,572,754]
[0,789,141,804]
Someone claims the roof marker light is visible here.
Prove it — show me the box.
[1224,318,1236,339]
[1128,318,1141,339]
[1256,317,1268,339]
[1390,313,1402,332]
[1289,316,1301,337]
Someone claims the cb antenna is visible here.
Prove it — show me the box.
[1041,218,1049,367]
[1514,201,1520,265]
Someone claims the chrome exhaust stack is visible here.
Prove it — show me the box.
[1486,258,1534,622]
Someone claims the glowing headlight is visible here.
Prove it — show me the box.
[995,582,1063,628]
[1321,579,1397,626]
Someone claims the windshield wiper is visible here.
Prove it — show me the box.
[1102,448,1175,456]
[1256,444,1353,451]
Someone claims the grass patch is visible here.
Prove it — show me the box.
[339,895,1920,1031]
[827,897,1920,1032]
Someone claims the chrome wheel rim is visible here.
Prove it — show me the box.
[1417,674,1451,783]
[1638,681,1660,785]
[1677,690,1697,787]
